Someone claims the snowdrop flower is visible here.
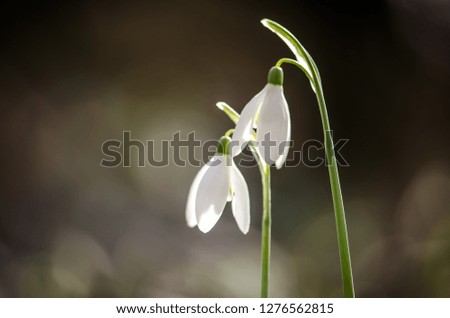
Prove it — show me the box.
[232,67,291,169]
[186,136,250,234]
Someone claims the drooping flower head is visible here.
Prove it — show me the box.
[186,136,250,234]
[232,67,291,169]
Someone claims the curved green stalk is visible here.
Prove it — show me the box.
[224,128,235,137]
[217,102,272,298]
[263,19,355,297]
[275,58,313,82]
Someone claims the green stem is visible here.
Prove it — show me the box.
[260,164,271,298]
[249,142,271,298]
[278,57,355,297]
[224,128,235,137]
[264,19,355,295]
[216,103,272,297]
[275,58,313,82]
[315,88,354,298]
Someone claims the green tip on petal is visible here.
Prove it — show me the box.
[267,66,283,86]
[217,136,231,155]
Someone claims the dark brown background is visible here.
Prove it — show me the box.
[0,0,449,297]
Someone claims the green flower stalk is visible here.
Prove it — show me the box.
[217,101,272,298]
[262,18,355,297]
[228,64,292,297]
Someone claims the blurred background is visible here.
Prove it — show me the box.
[1,0,449,297]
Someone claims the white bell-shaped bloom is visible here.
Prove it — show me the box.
[186,136,250,234]
[232,67,291,169]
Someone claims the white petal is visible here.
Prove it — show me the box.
[256,84,291,167]
[185,160,211,227]
[230,85,267,157]
[276,116,291,169]
[275,138,290,169]
[195,155,230,233]
[231,163,250,234]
